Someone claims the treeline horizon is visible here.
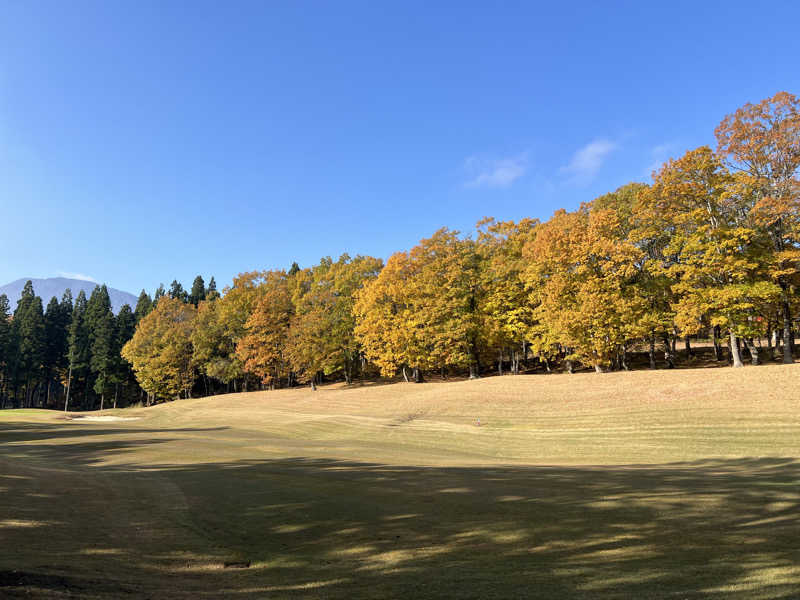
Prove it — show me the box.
[0,277,220,410]
[1,91,799,409]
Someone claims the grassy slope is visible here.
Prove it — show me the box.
[1,366,800,598]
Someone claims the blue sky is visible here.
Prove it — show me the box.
[1,1,799,295]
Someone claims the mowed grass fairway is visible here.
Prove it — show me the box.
[2,366,800,598]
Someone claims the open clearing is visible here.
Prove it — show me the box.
[2,366,800,598]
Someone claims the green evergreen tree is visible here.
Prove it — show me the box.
[111,304,136,408]
[38,290,74,408]
[206,276,220,301]
[13,282,45,407]
[44,297,65,406]
[134,290,153,322]
[153,284,166,305]
[60,289,74,334]
[86,285,114,410]
[0,294,11,407]
[189,275,206,306]
[66,290,90,411]
[169,280,189,303]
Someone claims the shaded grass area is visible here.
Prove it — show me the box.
[2,368,800,598]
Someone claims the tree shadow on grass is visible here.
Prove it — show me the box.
[1,425,799,598]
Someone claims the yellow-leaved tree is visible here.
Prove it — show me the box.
[524,193,646,373]
[715,91,800,363]
[121,296,196,402]
[235,270,293,388]
[355,229,484,380]
[287,254,383,389]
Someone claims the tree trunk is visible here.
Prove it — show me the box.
[766,326,774,357]
[100,392,104,412]
[543,357,551,373]
[781,284,793,364]
[685,336,693,357]
[648,335,656,369]
[712,326,722,361]
[771,328,779,359]
[594,363,603,373]
[497,351,503,376]
[64,365,72,412]
[413,367,424,383]
[114,383,119,409]
[344,360,352,385]
[743,338,760,365]
[620,345,629,371]
[730,331,744,368]
[402,366,409,383]
[565,359,574,374]
[468,364,479,379]
[662,335,674,368]
[310,378,317,391]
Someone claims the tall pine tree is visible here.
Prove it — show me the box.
[13,281,45,407]
[66,290,89,411]
[0,294,11,407]
[86,285,114,410]
[112,304,136,408]
[189,276,206,306]
[134,290,153,322]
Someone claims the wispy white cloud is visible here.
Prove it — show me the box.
[57,271,98,283]
[560,139,618,180]
[464,154,527,188]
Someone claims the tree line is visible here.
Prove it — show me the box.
[0,276,217,409]
[2,92,798,408]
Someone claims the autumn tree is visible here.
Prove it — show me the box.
[354,251,425,380]
[524,198,646,373]
[355,230,483,380]
[195,271,271,391]
[287,255,383,388]
[715,91,800,363]
[477,217,538,374]
[235,270,293,388]
[122,297,197,402]
[192,298,242,389]
[642,147,778,368]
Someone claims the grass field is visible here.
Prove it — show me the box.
[2,365,800,598]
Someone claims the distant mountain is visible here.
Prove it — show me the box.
[0,278,138,314]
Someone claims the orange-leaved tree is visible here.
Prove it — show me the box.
[716,92,800,363]
[121,296,196,402]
